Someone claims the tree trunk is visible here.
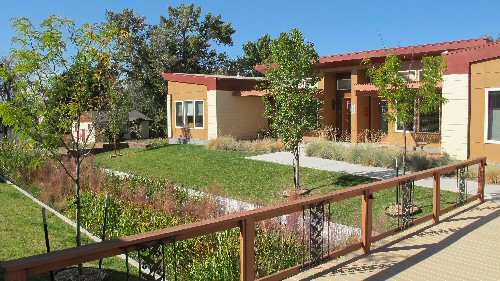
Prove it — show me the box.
[75,156,83,274]
[293,147,300,191]
[113,136,117,156]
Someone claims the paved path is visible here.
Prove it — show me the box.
[247,151,500,201]
[287,200,500,280]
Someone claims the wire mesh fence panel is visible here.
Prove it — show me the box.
[254,212,303,279]
[329,197,362,250]
[167,229,240,281]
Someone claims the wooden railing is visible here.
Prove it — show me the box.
[0,157,486,281]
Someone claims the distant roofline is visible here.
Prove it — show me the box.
[255,37,491,72]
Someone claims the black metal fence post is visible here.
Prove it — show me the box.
[42,208,55,281]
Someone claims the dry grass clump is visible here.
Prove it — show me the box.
[468,163,500,184]
[207,136,284,153]
[306,141,452,172]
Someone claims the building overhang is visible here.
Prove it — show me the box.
[162,73,263,92]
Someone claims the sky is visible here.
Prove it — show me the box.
[1,0,500,59]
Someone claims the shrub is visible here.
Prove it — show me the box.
[0,141,47,186]
[207,136,284,153]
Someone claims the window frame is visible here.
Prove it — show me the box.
[194,100,204,129]
[484,88,500,144]
[336,78,352,91]
[175,100,205,129]
[174,101,185,128]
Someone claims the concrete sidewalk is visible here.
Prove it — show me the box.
[247,151,500,201]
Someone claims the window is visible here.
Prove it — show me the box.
[398,70,418,82]
[379,102,388,134]
[184,101,194,127]
[419,110,440,133]
[175,101,184,127]
[175,100,204,129]
[337,78,351,90]
[486,89,500,142]
[194,100,204,128]
[396,119,414,132]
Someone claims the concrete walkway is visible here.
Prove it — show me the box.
[247,151,500,201]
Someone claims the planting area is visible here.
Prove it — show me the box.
[0,142,460,279]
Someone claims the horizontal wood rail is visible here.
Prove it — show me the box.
[0,157,486,281]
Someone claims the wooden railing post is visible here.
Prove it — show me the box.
[6,270,26,281]
[240,219,255,281]
[478,160,486,202]
[362,189,373,254]
[433,172,440,223]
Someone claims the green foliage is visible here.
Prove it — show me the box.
[105,88,132,150]
[0,16,117,150]
[235,34,272,76]
[263,28,322,189]
[106,4,236,137]
[0,141,47,186]
[366,53,447,127]
[207,135,284,152]
[365,53,447,173]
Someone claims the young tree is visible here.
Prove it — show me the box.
[0,16,117,250]
[366,54,447,174]
[263,28,322,191]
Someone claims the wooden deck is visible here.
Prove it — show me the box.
[289,200,500,281]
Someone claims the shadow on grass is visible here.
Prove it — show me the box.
[142,143,176,152]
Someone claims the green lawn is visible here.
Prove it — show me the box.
[94,145,373,205]
[0,183,136,281]
[94,145,459,228]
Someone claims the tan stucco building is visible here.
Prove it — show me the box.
[162,38,500,163]
[162,73,268,141]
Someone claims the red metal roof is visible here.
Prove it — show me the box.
[255,37,491,72]
[444,41,500,74]
[162,73,263,91]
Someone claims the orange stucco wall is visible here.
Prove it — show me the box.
[318,72,337,127]
[168,81,209,139]
[469,57,500,163]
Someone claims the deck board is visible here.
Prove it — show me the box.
[287,200,500,281]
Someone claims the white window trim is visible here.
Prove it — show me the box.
[174,101,184,128]
[175,100,205,129]
[484,88,500,144]
[394,119,415,133]
[194,100,205,129]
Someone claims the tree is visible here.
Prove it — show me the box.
[263,28,322,191]
[235,34,272,77]
[366,54,447,174]
[0,58,17,137]
[106,5,236,137]
[149,3,235,74]
[106,87,131,156]
[0,16,117,251]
